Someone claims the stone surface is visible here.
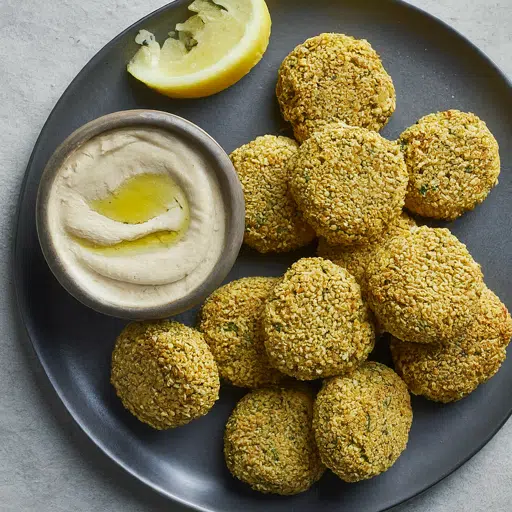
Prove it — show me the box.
[0,0,510,511]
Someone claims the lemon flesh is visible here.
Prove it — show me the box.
[127,0,271,98]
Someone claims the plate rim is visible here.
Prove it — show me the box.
[12,1,512,511]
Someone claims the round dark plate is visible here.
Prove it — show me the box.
[13,0,512,511]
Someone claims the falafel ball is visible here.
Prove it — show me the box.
[400,110,500,220]
[390,287,512,403]
[290,124,408,245]
[262,258,375,380]
[317,212,417,295]
[111,320,219,430]
[230,135,315,253]
[366,226,484,345]
[224,385,325,495]
[313,362,412,482]
[198,277,283,388]
[276,33,396,142]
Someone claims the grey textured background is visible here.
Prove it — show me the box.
[1,0,511,511]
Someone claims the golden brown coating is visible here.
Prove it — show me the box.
[276,33,396,142]
[198,277,283,388]
[313,362,412,482]
[224,386,325,495]
[367,227,484,344]
[230,135,315,253]
[289,124,408,245]
[317,212,417,295]
[262,258,375,380]
[400,110,500,220]
[111,321,219,430]
[391,287,512,403]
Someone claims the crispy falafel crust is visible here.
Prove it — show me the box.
[391,287,512,403]
[317,212,417,295]
[276,33,396,142]
[198,277,283,388]
[400,110,500,220]
[263,257,375,380]
[230,135,315,253]
[224,386,325,495]
[111,320,219,430]
[313,362,412,482]
[290,124,408,245]
[367,227,484,344]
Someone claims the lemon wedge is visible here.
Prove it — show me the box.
[128,0,271,98]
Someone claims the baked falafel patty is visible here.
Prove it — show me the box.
[317,212,417,295]
[400,110,500,220]
[224,385,325,495]
[230,135,315,253]
[276,33,396,142]
[290,124,408,245]
[391,287,512,403]
[313,362,412,482]
[263,257,375,380]
[111,320,219,429]
[367,227,484,344]
[199,277,283,388]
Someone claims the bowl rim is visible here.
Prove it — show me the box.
[35,109,245,320]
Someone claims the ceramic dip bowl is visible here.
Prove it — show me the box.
[36,109,245,319]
